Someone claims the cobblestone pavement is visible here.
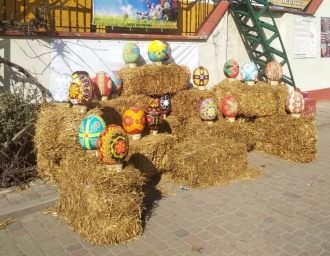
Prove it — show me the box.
[0,101,330,256]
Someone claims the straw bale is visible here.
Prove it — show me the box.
[90,95,153,126]
[171,88,216,120]
[211,79,289,117]
[34,103,86,182]
[253,115,317,162]
[159,115,182,135]
[53,149,146,245]
[118,64,188,96]
[177,117,257,150]
[168,136,260,188]
[126,133,178,178]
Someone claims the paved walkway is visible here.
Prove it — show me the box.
[0,101,330,256]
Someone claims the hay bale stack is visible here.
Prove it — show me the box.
[171,88,215,120]
[254,115,317,162]
[211,80,289,117]
[159,115,182,135]
[33,104,93,182]
[119,64,188,96]
[53,149,146,245]
[126,133,178,178]
[168,136,260,188]
[176,117,257,150]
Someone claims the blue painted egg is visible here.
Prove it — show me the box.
[148,40,166,63]
[240,61,258,82]
[108,70,123,95]
[51,74,72,103]
[78,115,106,150]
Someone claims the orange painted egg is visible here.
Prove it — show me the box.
[265,61,283,82]
[122,106,145,134]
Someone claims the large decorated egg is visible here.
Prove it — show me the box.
[122,42,140,67]
[240,61,258,83]
[223,59,239,79]
[193,66,209,90]
[108,70,123,95]
[222,95,239,122]
[286,91,305,117]
[163,41,172,62]
[199,98,217,122]
[69,72,94,105]
[145,102,164,134]
[78,115,106,150]
[51,73,72,103]
[91,71,112,100]
[159,94,171,117]
[265,60,283,83]
[148,40,166,63]
[122,107,145,140]
[97,124,129,167]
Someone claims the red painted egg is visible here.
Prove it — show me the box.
[222,95,239,118]
[92,71,112,98]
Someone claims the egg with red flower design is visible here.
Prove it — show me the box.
[145,102,164,134]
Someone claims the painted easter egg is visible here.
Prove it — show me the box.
[145,102,164,132]
[286,91,305,115]
[78,115,106,150]
[159,94,171,116]
[199,98,217,121]
[51,73,72,103]
[69,72,94,106]
[223,59,239,79]
[122,106,146,135]
[97,124,129,165]
[122,42,140,66]
[240,61,258,82]
[108,70,123,95]
[265,61,283,82]
[148,40,166,63]
[91,71,112,98]
[193,66,209,87]
[222,95,239,118]
[163,41,172,62]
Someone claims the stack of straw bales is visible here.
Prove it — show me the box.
[34,63,317,245]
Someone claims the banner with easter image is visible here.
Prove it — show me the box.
[93,0,178,29]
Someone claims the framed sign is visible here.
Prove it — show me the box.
[93,0,178,29]
[269,0,311,10]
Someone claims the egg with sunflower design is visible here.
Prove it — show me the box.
[199,98,217,123]
[108,70,123,96]
[221,95,239,122]
[148,40,166,64]
[122,106,145,140]
[69,72,94,106]
[97,124,129,169]
[145,101,164,135]
[122,42,140,68]
[78,115,106,150]
[223,59,239,79]
[193,66,209,90]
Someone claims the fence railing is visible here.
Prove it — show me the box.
[0,0,219,36]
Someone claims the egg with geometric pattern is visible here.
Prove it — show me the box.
[69,72,94,106]
[265,60,283,84]
[286,91,305,117]
[78,115,106,150]
[223,59,239,79]
[193,66,209,90]
[199,98,217,123]
[221,95,239,122]
[91,71,112,100]
[122,106,145,140]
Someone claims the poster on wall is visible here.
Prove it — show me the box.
[268,0,311,10]
[93,0,178,29]
[321,17,330,58]
[293,15,316,59]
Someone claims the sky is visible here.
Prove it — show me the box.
[94,0,161,17]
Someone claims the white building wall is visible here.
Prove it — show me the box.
[0,1,329,95]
